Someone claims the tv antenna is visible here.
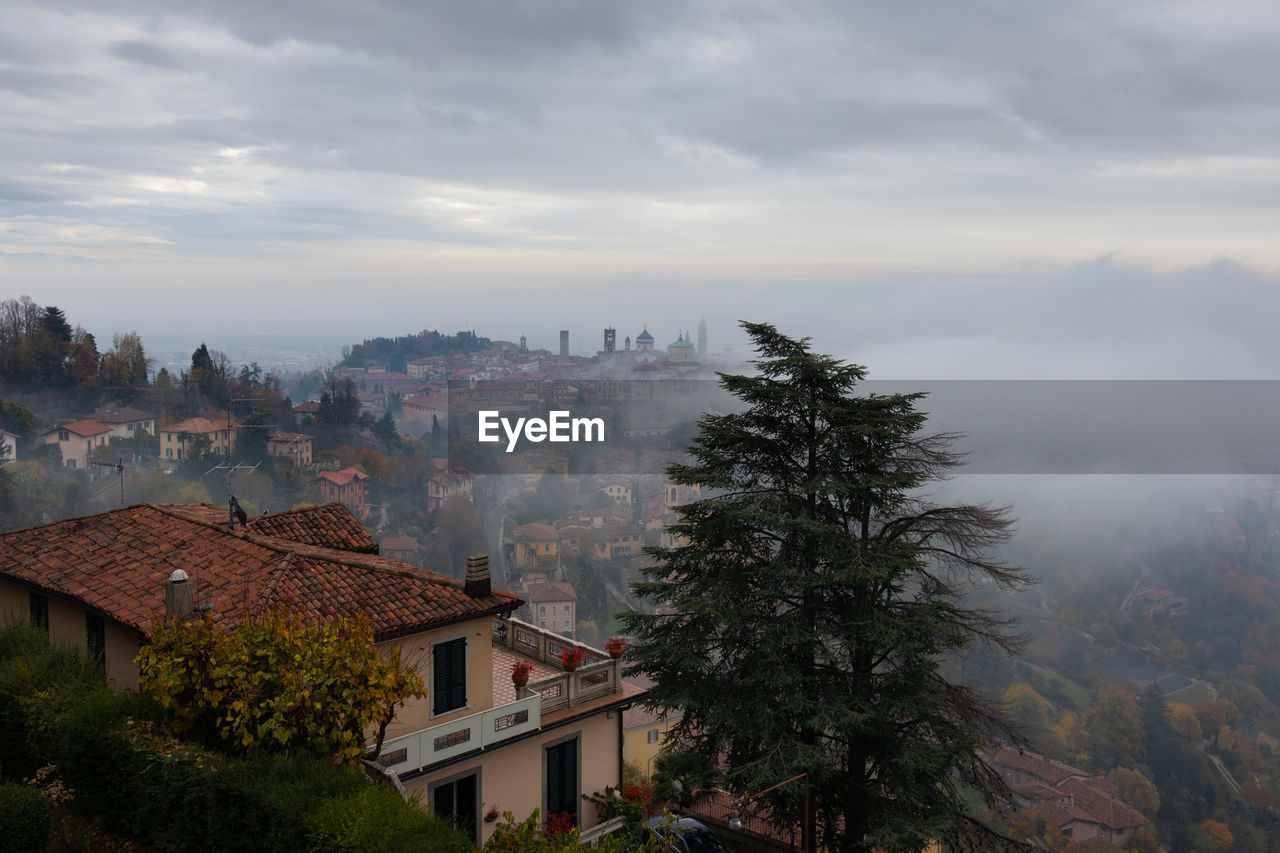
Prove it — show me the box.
[203,459,261,528]
[89,456,130,506]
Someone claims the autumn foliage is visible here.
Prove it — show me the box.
[136,610,424,765]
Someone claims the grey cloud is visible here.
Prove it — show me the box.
[110,39,183,69]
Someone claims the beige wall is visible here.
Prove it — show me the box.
[0,578,140,688]
[378,616,496,739]
[403,709,621,846]
[105,622,140,689]
[0,577,25,622]
[623,718,678,779]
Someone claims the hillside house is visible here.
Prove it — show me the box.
[41,419,113,470]
[0,502,642,845]
[988,747,1150,846]
[425,468,473,510]
[0,430,16,464]
[527,581,578,637]
[86,406,157,441]
[314,467,369,519]
[514,522,559,569]
[159,416,238,463]
[267,431,313,469]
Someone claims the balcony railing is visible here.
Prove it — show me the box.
[492,616,623,712]
[371,690,542,776]
[370,618,624,777]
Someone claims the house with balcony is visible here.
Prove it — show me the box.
[0,502,643,846]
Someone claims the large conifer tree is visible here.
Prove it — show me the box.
[620,322,1030,852]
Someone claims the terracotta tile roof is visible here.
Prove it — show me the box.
[989,746,1087,786]
[162,416,236,434]
[87,407,155,424]
[166,502,379,554]
[515,522,558,542]
[268,431,313,443]
[527,581,578,603]
[43,419,113,438]
[294,401,321,414]
[316,467,368,486]
[0,504,519,640]
[1057,778,1150,830]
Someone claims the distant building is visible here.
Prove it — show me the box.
[87,406,157,441]
[666,332,695,363]
[314,468,369,518]
[41,420,113,470]
[635,327,654,354]
[514,522,559,569]
[560,330,570,363]
[158,416,237,463]
[697,317,707,356]
[425,468,473,510]
[379,535,421,562]
[527,581,578,637]
[266,431,313,469]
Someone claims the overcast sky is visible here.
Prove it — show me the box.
[4,0,1280,377]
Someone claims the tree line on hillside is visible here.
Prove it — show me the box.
[341,329,489,371]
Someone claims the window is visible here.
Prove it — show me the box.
[539,621,546,629]
[166,449,173,458]
[564,619,570,630]
[432,637,467,716]
[86,612,105,668]
[648,728,659,744]
[59,430,69,441]
[546,737,578,827]
[29,593,48,632]
[66,459,76,468]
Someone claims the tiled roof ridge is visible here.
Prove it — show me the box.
[145,503,464,587]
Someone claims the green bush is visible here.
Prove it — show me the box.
[0,782,52,853]
[0,620,106,781]
[0,621,473,852]
[308,786,475,853]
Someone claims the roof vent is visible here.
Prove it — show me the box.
[464,554,491,598]
[165,568,194,620]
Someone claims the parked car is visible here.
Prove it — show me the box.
[645,817,732,853]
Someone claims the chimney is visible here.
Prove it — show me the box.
[464,554,491,598]
[165,568,194,619]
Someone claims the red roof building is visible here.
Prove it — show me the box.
[0,503,642,845]
[314,467,369,518]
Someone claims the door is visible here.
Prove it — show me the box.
[433,772,478,842]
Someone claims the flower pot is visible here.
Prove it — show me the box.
[512,671,529,688]
[563,660,579,673]
[608,648,624,660]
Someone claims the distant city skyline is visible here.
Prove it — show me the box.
[4,2,1280,378]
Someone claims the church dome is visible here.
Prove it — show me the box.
[636,327,654,342]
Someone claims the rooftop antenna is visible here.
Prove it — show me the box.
[89,456,130,506]
[203,459,261,527]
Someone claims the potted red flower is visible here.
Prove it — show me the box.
[605,636,628,659]
[511,659,534,688]
[560,647,588,672]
